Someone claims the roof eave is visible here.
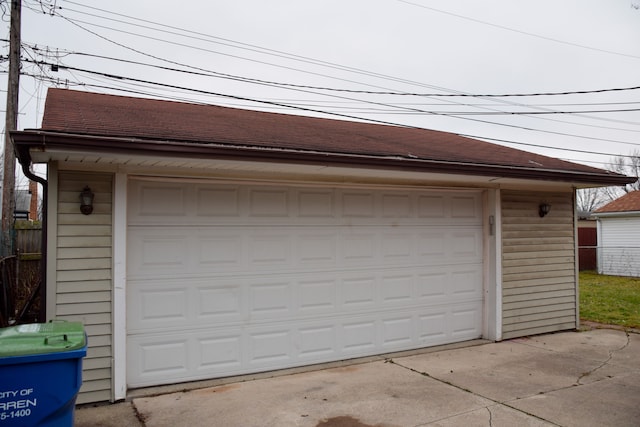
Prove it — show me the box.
[592,210,640,218]
[12,130,635,186]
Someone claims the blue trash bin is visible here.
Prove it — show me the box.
[0,321,87,427]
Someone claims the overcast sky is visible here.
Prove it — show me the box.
[3,0,640,177]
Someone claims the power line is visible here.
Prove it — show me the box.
[512,101,640,108]
[21,63,640,162]
[16,40,640,139]
[19,1,640,166]
[23,57,640,147]
[268,99,640,107]
[27,7,640,138]
[353,107,640,116]
[249,98,640,109]
[236,99,640,132]
[19,45,640,116]
[32,5,430,96]
[42,2,640,103]
[23,71,640,166]
[462,134,640,159]
[53,0,481,94]
[397,0,640,60]
[20,42,640,99]
[20,69,640,167]
[25,3,640,140]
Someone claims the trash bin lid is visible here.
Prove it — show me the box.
[0,321,86,357]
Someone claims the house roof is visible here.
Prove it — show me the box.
[12,88,634,185]
[595,191,640,214]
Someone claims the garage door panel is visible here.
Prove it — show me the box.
[381,233,414,260]
[417,229,483,264]
[130,183,188,218]
[129,331,237,385]
[139,288,188,323]
[341,275,377,307]
[248,233,292,267]
[451,267,484,297]
[341,318,377,353]
[128,226,482,277]
[129,233,190,273]
[381,315,414,348]
[129,181,483,227]
[127,181,484,388]
[418,311,448,342]
[128,284,189,330]
[417,265,484,301]
[341,233,377,264]
[451,304,483,338]
[127,303,482,387]
[417,231,447,259]
[129,280,242,331]
[298,190,335,217]
[196,187,240,216]
[248,281,292,318]
[297,324,337,359]
[198,235,244,268]
[341,191,375,217]
[248,188,290,217]
[297,234,338,265]
[451,230,483,258]
[380,274,414,304]
[451,195,482,218]
[128,265,483,331]
[418,195,446,218]
[418,303,482,344]
[198,334,243,371]
[417,271,448,299]
[197,285,243,319]
[129,337,190,382]
[381,194,412,217]
[297,278,338,312]
[247,328,293,365]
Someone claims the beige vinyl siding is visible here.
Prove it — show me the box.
[55,172,113,404]
[501,190,577,339]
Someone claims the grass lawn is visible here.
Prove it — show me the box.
[579,271,640,329]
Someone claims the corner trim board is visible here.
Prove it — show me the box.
[112,172,128,401]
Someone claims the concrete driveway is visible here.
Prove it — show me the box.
[76,327,640,427]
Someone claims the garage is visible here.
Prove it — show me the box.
[125,178,484,388]
[15,89,635,402]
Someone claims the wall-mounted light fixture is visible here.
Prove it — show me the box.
[539,203,551,218]
[80,186,95,215]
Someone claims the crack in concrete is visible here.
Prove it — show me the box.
[386,359,560,427]
[131,401,147,426]
[577,330,631,385]
[513,330,632,388]
[409,405,501,427]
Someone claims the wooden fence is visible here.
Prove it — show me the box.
[0,223,43,326]
[578,227,597,271]
[16,225,43,254]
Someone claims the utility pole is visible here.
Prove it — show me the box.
[2,0,21,256]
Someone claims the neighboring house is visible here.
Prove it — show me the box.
[13,181,39,221]
[12,89,633,404]
[592,191,640,277]
[14,189,32,220]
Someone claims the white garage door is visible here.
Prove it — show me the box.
[126,179,484,388]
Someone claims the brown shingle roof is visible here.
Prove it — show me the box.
[38,89,608,174]
[595,191,640,213]
[11,88,634,185]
